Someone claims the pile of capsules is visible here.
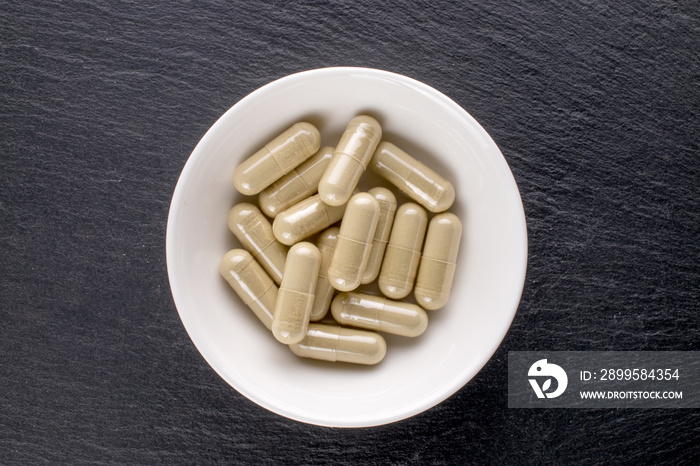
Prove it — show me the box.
[219,115,462,365]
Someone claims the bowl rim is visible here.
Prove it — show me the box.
[166,66,528,427]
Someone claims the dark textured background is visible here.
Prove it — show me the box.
[1,1,699,464]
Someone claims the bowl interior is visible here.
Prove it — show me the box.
[166,67,527,427]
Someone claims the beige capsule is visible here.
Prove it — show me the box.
[318,115,382,206]
[219,249,277,330]
[272,191,353,246]
[310,227,339,321]
[378,202,428,299]
[258,146,334,218]
[331,292,429,337]
[272,242,321,345]
[415,213,462,310]
[370,142,455,213]
[227,203,288,285]
[289,323,387,365]
[328,193,380,292]
[233,122,321,196]
[361,187,397,284]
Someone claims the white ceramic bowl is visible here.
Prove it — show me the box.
[166,67,527,427]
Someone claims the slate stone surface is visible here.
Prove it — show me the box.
[1,1,698,464]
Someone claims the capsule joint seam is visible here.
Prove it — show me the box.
[420,255,455,265]
[337,149,372,168]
